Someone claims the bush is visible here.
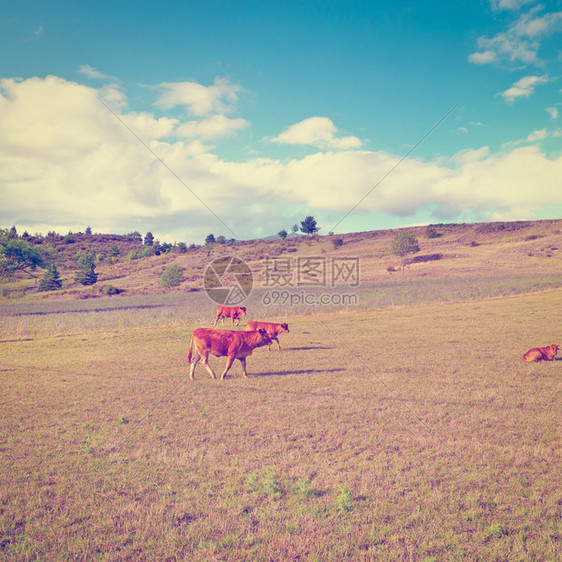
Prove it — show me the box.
[160,263,184,287]
[331,237,344,249]
[100,285,121,296]
[425,226,441,239]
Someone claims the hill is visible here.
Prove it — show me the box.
[2,219,561,299]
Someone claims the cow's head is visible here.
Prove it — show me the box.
[240,307,247,314]
[256,328,272,347]
[280,323,290,333]
[546,344,559,359]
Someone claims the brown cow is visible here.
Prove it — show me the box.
[214,305,247,326]
[245,321,290,351]
[523,344,559,362]
[187,328,271,379]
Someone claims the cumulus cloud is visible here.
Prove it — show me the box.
[78,65,109,80]
[546,106,559,119]
[469,6,562,67]
[499,74,549,102]
[156,77,243,116]
[1,75,561,242]
[175,114,250,140]
[270,117,362,150]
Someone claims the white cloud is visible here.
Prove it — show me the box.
[469,7,562,67]
[78,65,109,80]
[175,114,250,140]
[526,128,547,142]
[270,117,362,150]
[468,50,497,65]
[489,0,534,10]
[156,77,243,116]
[546,106,559,119]
[1,75,561,242]
[498,74,549,102]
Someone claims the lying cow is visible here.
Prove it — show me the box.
[523,344,559,362]
[214,305,247,326]
[245,321,290,351]
[187,328,271,379]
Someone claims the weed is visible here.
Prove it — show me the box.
[262,467,283,499]
[336,487,354,514]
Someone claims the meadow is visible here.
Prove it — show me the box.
[1,276,561,560]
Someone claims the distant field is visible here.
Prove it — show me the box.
[2,272,561,338]
[1,277,560,560]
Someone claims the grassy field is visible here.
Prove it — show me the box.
[1,280,561,560]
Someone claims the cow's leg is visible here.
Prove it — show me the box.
[238,357,248,378]
[214,314,220,326]
[201,353,217,379]
[221,354,236,379]
[189,349,201,379]
[274,337,281,351]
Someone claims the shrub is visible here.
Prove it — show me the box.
[160,263,184,287]
[331,237,344,249]
[425,226,441,239]
[100,285,121,296]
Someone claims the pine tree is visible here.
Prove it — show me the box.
[74,253,98,286]
[38,264,62,292]
[300,216,319,235]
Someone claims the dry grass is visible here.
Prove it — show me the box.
[1,285,561,560]
[3,219,561,299]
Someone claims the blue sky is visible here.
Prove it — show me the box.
[1,0,561,242]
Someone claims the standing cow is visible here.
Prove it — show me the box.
[214,305,247,326]
[187,328,271,379]
[245,321,290,351]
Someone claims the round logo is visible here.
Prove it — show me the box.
[204,256,253,306]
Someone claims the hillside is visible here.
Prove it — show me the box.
[2,219,562,300]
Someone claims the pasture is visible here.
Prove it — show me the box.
[1,279,561,560]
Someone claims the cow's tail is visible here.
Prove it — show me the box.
[187,333,194,364]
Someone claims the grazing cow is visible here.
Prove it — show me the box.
[245,321,290,351]
[214,305,247,326]
[187,328,272,379]
[523,344,559,362]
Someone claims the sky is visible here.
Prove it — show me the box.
[1,0,561,243]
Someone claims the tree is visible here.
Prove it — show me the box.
[300,216,319,236]
[160,263,184,288]
[144,232,154,247]
[292,224,299,234]
[128,231,143,243]
[74,253,98,286]
[216,235,226,245]
[278,229,288,239]
[38,264,62,292]
[205,234,216,245]
[85,226,92,235]
[391,231,420,276]
[0,231,56,279]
